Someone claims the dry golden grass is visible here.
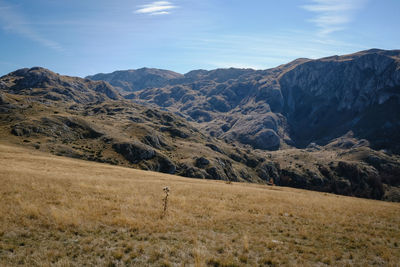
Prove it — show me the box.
[0,143,399,266]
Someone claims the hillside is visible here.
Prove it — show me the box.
[1,62,400,201]
[0,143,399,266]
[0,67,274,183]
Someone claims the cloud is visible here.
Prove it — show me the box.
[177,31,370,71]
[135,1,177,15]
[302,0,366,35]
[0,1,62,51]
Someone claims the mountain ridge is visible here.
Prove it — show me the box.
[86,67,183,93]
[100,49,400,153]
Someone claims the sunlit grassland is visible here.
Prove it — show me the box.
[0,143,399,266]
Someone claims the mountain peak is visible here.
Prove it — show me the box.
[86,67,183,92]
[1,66,121,103]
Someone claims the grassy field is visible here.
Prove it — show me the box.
[0,143,399,266]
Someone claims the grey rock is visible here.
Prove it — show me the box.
[160,126,189,138]
[205,143,223,154]
[239,129,280,150]
[155,154,176,174]
[112,142,155,164]
[206,167,224,180]
[195,157,210,168]
[142,134,167,149]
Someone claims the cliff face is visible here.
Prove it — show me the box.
[281,52,399,112]
[280,50,400,151]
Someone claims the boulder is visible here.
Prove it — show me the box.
[142,134,167,149]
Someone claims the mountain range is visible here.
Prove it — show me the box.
[1,49,400,201]
[89,49,400,152]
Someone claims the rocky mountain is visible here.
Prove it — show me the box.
[105,49,400,154]
[280,49,400,150]
[0,67,121,104]
[2,49,400,202]
[86,68,183,93]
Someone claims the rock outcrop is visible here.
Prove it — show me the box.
[112,142,156,164]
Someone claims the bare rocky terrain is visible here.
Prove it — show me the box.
[1,49,400,201]
[113,49,400,153]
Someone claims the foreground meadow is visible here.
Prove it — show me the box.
[0,144,399,266]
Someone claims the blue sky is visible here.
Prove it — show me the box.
[0,0,399,77]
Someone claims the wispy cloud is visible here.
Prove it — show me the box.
[302,0,366,35]
[0,1,62,51]
[135,1,177,15]
[175,31,370,71]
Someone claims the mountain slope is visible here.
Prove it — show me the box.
[0,67,279,184]
[2,143,399,266]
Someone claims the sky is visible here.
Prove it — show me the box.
[0,0,399,77]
